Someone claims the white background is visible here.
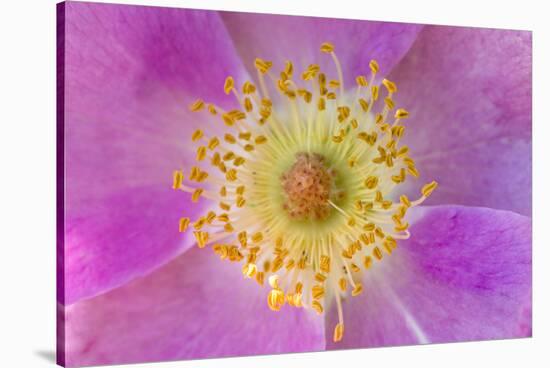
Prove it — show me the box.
[0,0,548,367]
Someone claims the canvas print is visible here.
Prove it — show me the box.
[57,1,532,367]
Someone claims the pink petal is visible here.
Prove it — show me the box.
[61,247,325,367]
[61,3,247,303]
[389,27,532,215]
[325,205,531,349]
[221,12,422,85]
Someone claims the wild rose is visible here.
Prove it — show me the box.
[58,2,531,367]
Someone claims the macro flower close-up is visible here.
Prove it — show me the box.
[58,2,532,367]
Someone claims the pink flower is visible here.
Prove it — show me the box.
[58,2,531,367]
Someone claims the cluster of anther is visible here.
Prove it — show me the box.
[281,152,335,220]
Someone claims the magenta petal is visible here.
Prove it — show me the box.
[326,205,531,349]
[221,12,422,85]
[62,3,247,303]
[389,27,532,215]
[62,186,209,305]
[63,247,325,367]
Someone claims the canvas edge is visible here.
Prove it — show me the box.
[56,1,67,367]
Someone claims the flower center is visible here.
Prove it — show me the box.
[173,42,438,343]
[281,152,335,221]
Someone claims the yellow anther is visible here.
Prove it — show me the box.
[338,278,347,291]
[191,188,203,202]
[359,233,370,245]
[207,104,217,115]
[228,109,246,121]
[371,85,379,101]
[337,105,351,122]
[242,81,256,94]
[358,98,369,112]
[224,133,236,144]
[277,78,290,92]
[255,135,267,145]
[332,135,344,143]
[226,169,237,182]
[211,153,221,166]
[251,232,263,243]
[282,61,294,78]
[408,166,420,178]
[363,222,375,231]
[238,132,251,141]
[219,201,231,211]
[244,97,253,112]
[369,59,379,74]
[400,195,411,207]
[350,118,358,129]
[298,89,313,103]
[272,257,284,272]
[333,323,344,342]
[395,222,409,232]
[328,79,340,89]
[397,146,409,157]
[364,176,379,189]
[205,211,216,224]
[364,255,373,269]
[172,170,184,190]
[254,58,273,74]
[267,289,285,311]
[285,259,295,270]
[315,273,327,283]
[191,129,204,142]
[352,283,363,296]
[189,99,205,112]
[317,97,326,111]
[236,196,246,208]
[189,166,200,181]
[217,213,229,223]
[395,108,410,119]
[382,78,397,94]
[237,231,247,248]
[320,255,331,273]
[205,137,219,150]
[196,146,207,161]
[219,186,227,197]
[224,76,234,95]
[320,42,335,53]
[256,271,265,285]
[242,263,257,278]
[236,185,245,195]
[312,300,324,315]
[356,75,368,87]
[222,113,235,126]
[178,217,190,232]
[312,285,325,300]
[233,157,245,166]
[347,217,356,227]
[193,231,209,248]
[222,151,235,161]
[422,181,438,197]
[384,97,395,110]
[373,246,383,260]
